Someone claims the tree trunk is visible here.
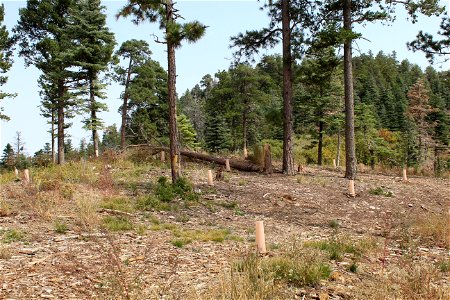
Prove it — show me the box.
[51,109,55,163]
[57,79,65,164]
[16,133,20,159]
[121,57,133,149]
[343,0,356,180]
[336,128,341,167]
[243,101,248,158]
[281,0,296,175]
[318,120,324,166]
[166,1,181,182]
[89,76,99,158]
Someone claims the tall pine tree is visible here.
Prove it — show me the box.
[14,0,78,164]
[118,0,206,183]
[113,39,152,149]
[67,0,116,157]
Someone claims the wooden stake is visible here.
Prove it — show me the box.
[207,169,214,186]
[23,169,30,184]
[255,221,266,254]
[333,159,336,168]
[14,167,19,178]
[160,151,165,162]
[225,159,231,172]
[348,179,355,197]
[402,168,408,181]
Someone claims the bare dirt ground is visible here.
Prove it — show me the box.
[0,159,449,299]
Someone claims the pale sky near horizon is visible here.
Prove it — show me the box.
[0,0,448,155]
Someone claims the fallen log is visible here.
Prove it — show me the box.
[125,144,262,172]
[179,150,262,172]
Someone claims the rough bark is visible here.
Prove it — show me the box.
[263,144,273,174]
[318,120,324,166]
[121,57,133,149]
[166,1,181,182]
[51,109,55,163]
[89,76,99,158]
[281,0,296,175]
[57,79,65,164]
[243,101,248,158]
[343,0,356,180]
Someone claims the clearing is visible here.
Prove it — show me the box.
[0,154,448,299]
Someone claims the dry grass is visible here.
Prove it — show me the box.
[412,213,449,248]
[205,242,331,299]
[0,171,17,184]
[0,244,12,259]
[392,261,449,300]
[75,190,101,230]
[358,260,449,300]
[296,174,328,187]
[101,196,135,213]
[0,198,12,217]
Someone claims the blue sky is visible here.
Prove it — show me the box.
[0,0,448,155]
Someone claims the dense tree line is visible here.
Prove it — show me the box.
[178,51,449,174]
[0,0,448,181]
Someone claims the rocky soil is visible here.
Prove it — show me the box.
[0,162,448,299]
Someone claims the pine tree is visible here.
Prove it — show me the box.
[113,40,152,149]
[408,17,450,63]
[101,124,121,150]
[177,114,199,150]
[127,59,168,144]
[0,143,15,170]
[118,0,206,183]
[322,0,444,179]
[0,4,15,121]
[406,78,436,163]
[204,114,231,153]
[297,47,343,165]
[14,0,78,164]
[231,0,318,175]
[33,143,52,167]
[67,0,116,158]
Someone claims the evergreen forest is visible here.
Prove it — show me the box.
[0,1,449,299]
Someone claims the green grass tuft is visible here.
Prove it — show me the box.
[54,220,69,234]
[102,216,133,232]
[101,196,135,213]
[369,187,393,197]
[2,229,25,244]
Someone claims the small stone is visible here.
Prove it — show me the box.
[408,204,413,207]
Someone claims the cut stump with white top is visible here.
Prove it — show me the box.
[255,221,266,254]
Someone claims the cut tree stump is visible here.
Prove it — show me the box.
[263,144,273,174]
